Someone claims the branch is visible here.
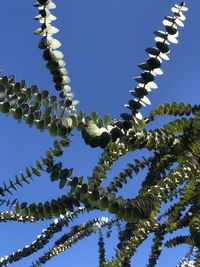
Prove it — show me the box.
[0,208,85,266]
[34,0,79,112]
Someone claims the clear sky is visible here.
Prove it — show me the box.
[0,0,199,266]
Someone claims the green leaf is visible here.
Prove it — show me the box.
[0,187,5,197]
[54,140,62,150]
[46,149,53,159]
[21,173,30,184]
[80,183,88,194]
[100,196,109,209]
[41,90,49,99]
[26,167,32,178]
[108,201,120,214]
[48,122,58,136]
[15,175,23,187]
[77,111,84,122]
[70,115,78,127]
[60,168,71,179]
[60,139,70,147]
[91,111,99,123]
[1,102,10,113]
[52,149,63,157]
[36,119,45,130]
[11,199,18,206]
[31,167,41,177]
[58,125,68,137]
[9,179,17,191]
[36,159,43,170]
[13,82,21,93]
[69,177,78,187]
[103,114,111,126]
[26,113,35,125]
[59,178,67,189]
[31,85,38,94]
[147,57,161,69]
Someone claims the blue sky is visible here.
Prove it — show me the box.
[0,0,199,266]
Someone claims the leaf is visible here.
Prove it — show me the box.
[69,177,79,187]
[156,42,170,53]
[70,115,77,128]
[154,30,168,39]
[138,62,152,71]
[9,180,17,191]
[108,201,120,214]
[48,122,58,136]
[0,187,5,197]
[51,39,62,50]
[128,100,142,110]
[60,139,70,147]
[168,35,178,44]
[103,114,111,126]
[0,84,6,99]
[26,113,35,125]
[141,72,154,83]
[26,167,32,178]
[45,2,57,10]
[38,0,51,5]
[59,178,67,189]
[80,183,88,194]
[15,175,23,187]
[99,132,111,148]
[31,167,41,177]
[131,87,148,98]
[163,17,174,27]
[140,96,151,105]
[1,102,10,113]
[58,125,68,137]
[91,111,99,123]
[145,47,160,56]
[46,149,53,159]
[100,196,109,209]
[36,159,43,170]
[13,108,23,120]
[11,199,18,206]
[147,57,161,69]
[165,25,178,35]
[21,173,30,184]
[120,113,133,121]
[43,49,63,61]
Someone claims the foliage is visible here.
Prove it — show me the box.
[0,1,199,266]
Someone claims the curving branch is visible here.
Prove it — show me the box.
[34,0,79,113]
[0,138,70,198]
[30,217,117,267]
[122,2,188,122]
[0,75,73,136]
[0,208,85,266]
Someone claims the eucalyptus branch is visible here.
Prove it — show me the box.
[30,217,117,267]
[0,208,85,266]
[34,0,79,113]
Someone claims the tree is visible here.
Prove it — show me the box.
[0,0,199,266]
